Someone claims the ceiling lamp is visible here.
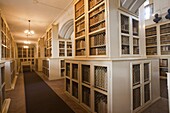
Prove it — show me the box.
[24,40,31,44]
[24,20,34,36]
[23,46,29,48]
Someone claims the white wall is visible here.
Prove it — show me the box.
[145,0,170,26]
[53,3,74,33]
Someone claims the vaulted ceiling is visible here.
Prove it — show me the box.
[120,0,146,14]
[0,0,73,44]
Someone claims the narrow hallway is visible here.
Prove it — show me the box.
[6,71,88,113]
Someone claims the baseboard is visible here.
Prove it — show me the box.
[2,98,11,113]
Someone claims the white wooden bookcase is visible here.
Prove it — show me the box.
[65,58,159,113]
[64,0,160,113]
[4,60,17,91]
[0,61,11,113]
[37,23,73,80]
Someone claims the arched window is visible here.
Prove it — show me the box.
[58,19,73,39]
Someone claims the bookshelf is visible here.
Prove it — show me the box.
[120,12,140,55]
[145,22,170,56]
[75,0,85,56]
[0,14,16,59]
[59,41,65,56]
[60,60,65,77]
[17,44,35,72]
[145,26,157,55]
[59,40,72,57]
[159,59,168,79]
[160,23,170,55]
[42,60,49,78]
[5,60,17,90]
[0,61,11,112]
[36,37,44,72]
[65,0,159,113]
[42,59,65,80]
[88,1,106,56]
[159,58,169,98]
[131,62,151,112]
[65,60,108,112]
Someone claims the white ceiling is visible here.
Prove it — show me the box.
[0,0,73,44]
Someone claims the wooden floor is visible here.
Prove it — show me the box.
[6,71,169,113]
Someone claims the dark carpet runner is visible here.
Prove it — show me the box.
[23,71,75,113]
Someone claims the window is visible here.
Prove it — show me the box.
[144,0,154,20]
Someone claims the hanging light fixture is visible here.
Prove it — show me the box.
[24,20,34,36]
[24,40,31,44]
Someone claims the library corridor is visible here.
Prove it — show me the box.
[0,0,170,113]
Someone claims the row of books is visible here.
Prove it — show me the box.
[61,60,65,68]
[66,80,70,92]
[82,65,90,84]
[161,51,170,55]
[161,46,170,51]
[122,46,130,54]
[95,92,107,113]
[89,4,105,18]
[89,0,104,10]
[46,29,52,39]
[160,34,170,41]
[133,65,140,86]
[146,47,157,55]
[72,66,78,80]
[46,40,52,48]
[160,68,168,77]
[76,22,85,33]
[133,38,139,46]
[144,63,150,82]
[45,49,52,57]
[160,59,168,67]
[76,50,86,56]
[89,22,105,32]
[76,30,85,37]
[42,67,49,77]
[67,50,72,56]
[89,11,105,26]
[160,23,170,29]
[122,35,129,45]
[132,19,139,35]
[59,42,65,48]
[43,60,49,68]
[145,27,156,37]
[121,24,129,34]
[160,28,170,34]
[90,32,105,46]
[75,0,84,11]
[133,88,141,110]
[94,66,107,91]
[75,6,84,19]
[82,86,90,106]
[72,82,78,98]
[76,40,86,49]
[146,37,157,46]
[66,63,70,76]
[90,47,106,55]
[133,46,139,54]
[67,43,72,48]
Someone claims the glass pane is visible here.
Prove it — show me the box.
[144,63,149,82]
[133,87,141,110]
[133,64,140,86]
[144,83,150,103]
